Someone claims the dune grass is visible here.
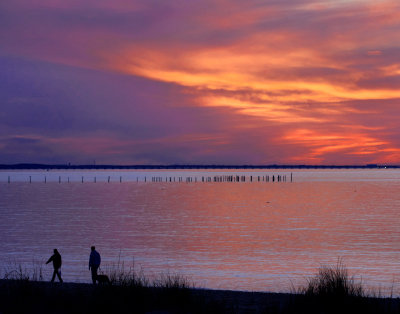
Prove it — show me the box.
[101,256,194,290]
[1,258,400,313]
[2,259,44,282]
[298,259,364,298]
[0,262,220,314]
[288,259,399,314]
[1,256,193,290]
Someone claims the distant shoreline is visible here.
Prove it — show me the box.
[0,163,398,170]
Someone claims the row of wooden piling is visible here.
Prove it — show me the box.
[7,174,293,183]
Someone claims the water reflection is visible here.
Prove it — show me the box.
[0,173,399,294]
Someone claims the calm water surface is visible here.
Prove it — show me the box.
[0,169,400,294]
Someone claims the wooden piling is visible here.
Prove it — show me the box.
[45,176,46,183]
[81,176,83,183]
[108,176,110,183]
[291,173,293,182]
[59,176,61,183]
[8,176,10,183]
[29,176,31,183]
[120,176,122,183]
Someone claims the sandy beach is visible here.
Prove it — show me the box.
[1,279,399,313]
[0,279,292,313]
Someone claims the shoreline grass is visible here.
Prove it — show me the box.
[1,260,400,313]
[294,259,364,297]
[101,255,195,290]
[2,259,44,282]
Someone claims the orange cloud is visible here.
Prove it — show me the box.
[108,42,400,102]
[282,128,399,163]
[104,49,399,161]
[97,0,400,164]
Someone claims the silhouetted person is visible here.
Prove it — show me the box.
[89,246,101,284]
[46,249,63,283]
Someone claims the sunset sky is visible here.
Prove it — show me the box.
[1,0,400,165]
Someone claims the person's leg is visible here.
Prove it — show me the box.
[91,267,98,284]
[51,269,56,282]
[94,266,98,283]
[56,268,63,283]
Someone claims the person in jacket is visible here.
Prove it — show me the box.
[89,246,101,284]
[46,249,63,283]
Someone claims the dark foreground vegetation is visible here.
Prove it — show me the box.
[1,261,399,313]
[289,260,400,314]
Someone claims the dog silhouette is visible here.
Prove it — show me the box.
[96,274,111,285]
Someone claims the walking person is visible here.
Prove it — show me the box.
[46,249,63,283]
[89,246,101,284]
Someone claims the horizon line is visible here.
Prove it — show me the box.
[0,163,399,170]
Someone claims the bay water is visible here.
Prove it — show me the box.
[0,169,399,295]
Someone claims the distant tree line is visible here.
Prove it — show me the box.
[0,163,397,170]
